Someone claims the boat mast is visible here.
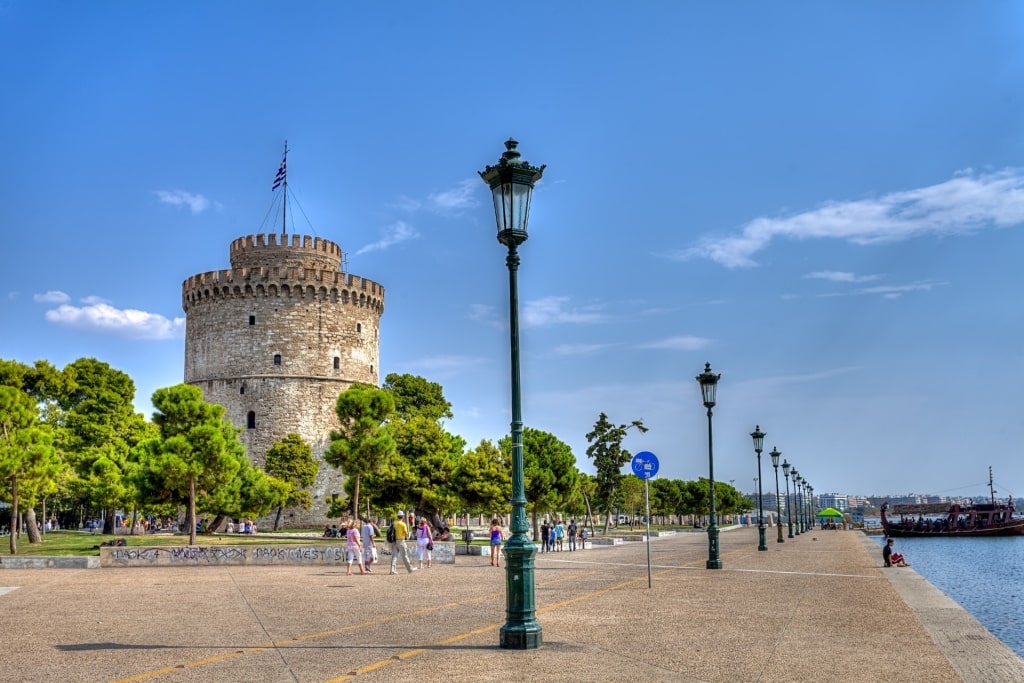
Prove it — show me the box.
[989,466,996,505]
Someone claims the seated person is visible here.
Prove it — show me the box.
[435,526,452,542]
[883,538,909,567]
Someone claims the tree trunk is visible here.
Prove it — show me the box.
[273,506,283,531]
[207,514,228,532]
[9,477,18,555]
[187,476,197,545]
[102,506,116,535]
[25,507,41,544]
[531,507,538,542]
[350,474,361,519]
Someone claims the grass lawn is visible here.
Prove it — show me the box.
[0,530,341,557]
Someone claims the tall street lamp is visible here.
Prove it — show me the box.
[697,362,722,569]
[480,138,545,650]
[792,471,802,534]
[770,447,784,543]
[808,484,815,529]
[782,459,794,539]
[750,426,767,551]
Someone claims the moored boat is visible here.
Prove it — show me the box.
[881,468,1024,537]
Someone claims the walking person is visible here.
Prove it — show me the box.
[345,520,367,576]
[415,517,433,569]
[555,519,565,551]
[540,519,550,552]
[567,519,577,551]
[489,518,505,567]
[361,517,379,573]
[389,511,416,574]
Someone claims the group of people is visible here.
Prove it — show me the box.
[540,518,584,552]
[386,510,437,574]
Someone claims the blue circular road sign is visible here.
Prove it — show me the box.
[631,451,659,479]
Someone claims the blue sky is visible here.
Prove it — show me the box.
[3,2,1024,500]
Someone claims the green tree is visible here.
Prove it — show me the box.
[134,384,246,545]
[585,412,648,531]
[326,383,397,517]
[618,475,645,520]
[500,427,579,541]
[383,416,464,527]
[651,478,685,525]
[0,386,62,554]
[265,433,318,530]
[453,439,510,517]
[56,358,148,534]
[382,373,453,422]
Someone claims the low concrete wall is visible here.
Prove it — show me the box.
[102,541,458,567]
[0,556,100,569]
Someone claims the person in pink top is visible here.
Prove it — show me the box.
[345,520,367,576]
[415,518,433,569]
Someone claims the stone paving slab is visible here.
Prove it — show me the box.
[0,528,1018,682]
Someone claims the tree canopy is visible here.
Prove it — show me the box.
[325,383,397,517]
[585,412,648,530]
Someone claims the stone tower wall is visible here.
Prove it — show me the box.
[182,233,385,528]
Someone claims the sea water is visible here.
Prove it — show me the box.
[873,535,1024,657]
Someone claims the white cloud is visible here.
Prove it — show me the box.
[403,355,487,378]
[522,297,607,328]
[856,280,944,299]
[803,271,881,283]
[155,189,211,214]
[553,343,612,356]
[674,168,1024,268]
[638,335,711,351]
[355,220,419,255]
[428,179,479,214]
[44,301,185,340]
[33,290,70,304]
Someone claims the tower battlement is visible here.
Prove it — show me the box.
[229,233,343,271]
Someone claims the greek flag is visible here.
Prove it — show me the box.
[272,157,286,191]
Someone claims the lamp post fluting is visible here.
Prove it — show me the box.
[697,362,722,569]
[781,459,794,538]
[770,447,784,543]
[750,426,767,551]
[480,138,545,650]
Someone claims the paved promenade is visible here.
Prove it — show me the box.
[1,526,1022,682]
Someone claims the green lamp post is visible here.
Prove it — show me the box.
[770,447,784,543]
[696,362,722,569]
[479,138,545,650]
[782,459,794,538]
[792,471,801,534]
[750,425,768,551]
[808,484,815,529]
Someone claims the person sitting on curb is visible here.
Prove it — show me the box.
[883,538,910,567]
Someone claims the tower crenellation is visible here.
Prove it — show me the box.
[182,232,384,527]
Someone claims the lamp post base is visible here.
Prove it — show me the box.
[758,524,767,551]
[499,625,543,650]
[706,525,722,569]
[499,534,542,650]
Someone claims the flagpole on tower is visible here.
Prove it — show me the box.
[272,141,289,235]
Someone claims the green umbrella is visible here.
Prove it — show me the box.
[817,507,844,518]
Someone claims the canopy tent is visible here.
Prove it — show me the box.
[817,507,844,518]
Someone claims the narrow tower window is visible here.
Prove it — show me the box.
[357,322,362,334]
[274,354,282,366]
[247,411,256,429]
[333,356,340,370]
[240,385,245,395]
[249,315,256,326]
[370,364,374,375]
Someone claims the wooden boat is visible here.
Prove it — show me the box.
[881,469,1024,537]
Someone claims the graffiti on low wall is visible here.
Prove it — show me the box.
[100,545,348,567]
[99,542,459,567]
